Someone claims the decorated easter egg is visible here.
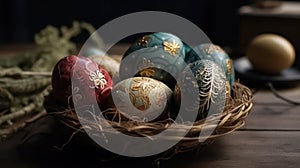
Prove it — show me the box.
[88,54,120,78]
[79,47,121,79]
[111,77,173,122]
[51,55,113,108]
[124,32,185,58]
[180,59,227,120]
[120,32,187,89]
[192,43,235,87]
[183,42,202,64]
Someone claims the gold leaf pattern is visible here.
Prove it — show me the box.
[204,44,225,55]
[226,59,232,76]
[163,40,180,56]
[136,35,151,47]
[194,60,226,119]
[129,78,157,111]
[225,81,231,99]
[139,58,155,77]
[140,68,155,77]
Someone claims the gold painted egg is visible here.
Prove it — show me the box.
[246,33,295,74]
[111,77,173,122]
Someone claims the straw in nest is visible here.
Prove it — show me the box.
[44,81,253,160]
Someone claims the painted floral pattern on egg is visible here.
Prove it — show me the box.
[180,59,227,120]
[192,43,235,88]
[51,55,113,107]
[112,77,173,122]
[119,32,187,90]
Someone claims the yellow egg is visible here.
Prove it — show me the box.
[246,34,295,74]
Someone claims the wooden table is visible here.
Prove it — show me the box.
[1,44,300,168]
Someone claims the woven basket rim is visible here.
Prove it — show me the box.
[46,82,253,155]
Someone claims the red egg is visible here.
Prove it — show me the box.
[51,55,113,108]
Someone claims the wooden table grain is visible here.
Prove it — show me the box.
[1,44,300,168]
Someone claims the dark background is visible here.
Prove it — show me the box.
[0,0,298,49]
[0,0,253,46]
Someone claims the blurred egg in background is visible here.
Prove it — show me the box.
[246,33,296,74]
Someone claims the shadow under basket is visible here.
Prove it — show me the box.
[44,82,253,160]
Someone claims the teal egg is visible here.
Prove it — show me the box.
[120,32,187,89]
[124,32,185,58]
[192,43,235,87]
[183,42,202,64]
[180,59,227,120]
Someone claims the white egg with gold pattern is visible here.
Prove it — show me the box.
[111,77,173,122]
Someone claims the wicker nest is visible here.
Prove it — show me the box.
[45,82,252,159]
